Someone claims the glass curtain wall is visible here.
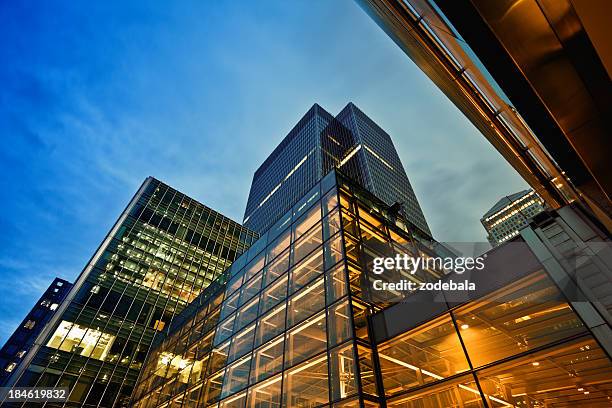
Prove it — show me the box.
[132,171,612,408]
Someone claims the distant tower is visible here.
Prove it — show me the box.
[243,102,431,236]
[481,189,545,246]
[0,278,72,386]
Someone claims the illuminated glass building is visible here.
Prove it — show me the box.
[2,177,258,407]
[0,278,72,386]
[132,170,612,407]
[243,103,431,237]
[481,189,545,246]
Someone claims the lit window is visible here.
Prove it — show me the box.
[24,320,36,329]
[5,363,17,372]
[50,303,59,311]
[283,354,329,406]
[46,320,115,360]
[16,350,26,358]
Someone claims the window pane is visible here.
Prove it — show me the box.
[239,272,263,307]
[245,252,265,282]
[221,292,240,320]
[328,299,352,347]
[454,271,586,368]
[322,188,338,216]
[326,263,348,305]
[387,375,484,408]
[285,311,327,368]
[265,249,290,287]
[207,341,230,377]
[260,275,287,315]
[247,374,282,408]
[227,272,245,297]
[236,297,260,330]
[287,277,325,328]
[323,209,341,241]
[293,202,321,240]
[203,371,224,405]
[476,336,612,407]
[359,222,390,256]
[356,345,378,397]
[215,316,235,346]
[251,335,284,384]
[324,233,344,270]
[290,247,324,294]
[377,314,469,396]
[293,224,323,264]
[229,323,255,362]
[267,228,291,262]
[220,391,246,408]
[330,343,357,401]
[222,355,251,397]
[283,353,329,407]
[255,303,286,347]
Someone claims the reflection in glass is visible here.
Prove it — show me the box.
[239,272,262,306]
[236,297,260,330]
[293,203,321,240]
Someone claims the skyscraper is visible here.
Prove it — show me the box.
[243,102,431,236]
[3,177,258,407]
[481,189,545,246]
[0,278,72,386]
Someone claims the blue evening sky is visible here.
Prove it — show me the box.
[0,0,527,343]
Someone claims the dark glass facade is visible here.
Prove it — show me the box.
[2,177,258,407]
[133,171,611,407]
[243,103,431,236]
[0,278,73,386]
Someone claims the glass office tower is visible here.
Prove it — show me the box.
[0,278,73,386]
[481,189,545,246]
[243,103,431,237]
[3,177,258,407]
[132,170,610,407]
